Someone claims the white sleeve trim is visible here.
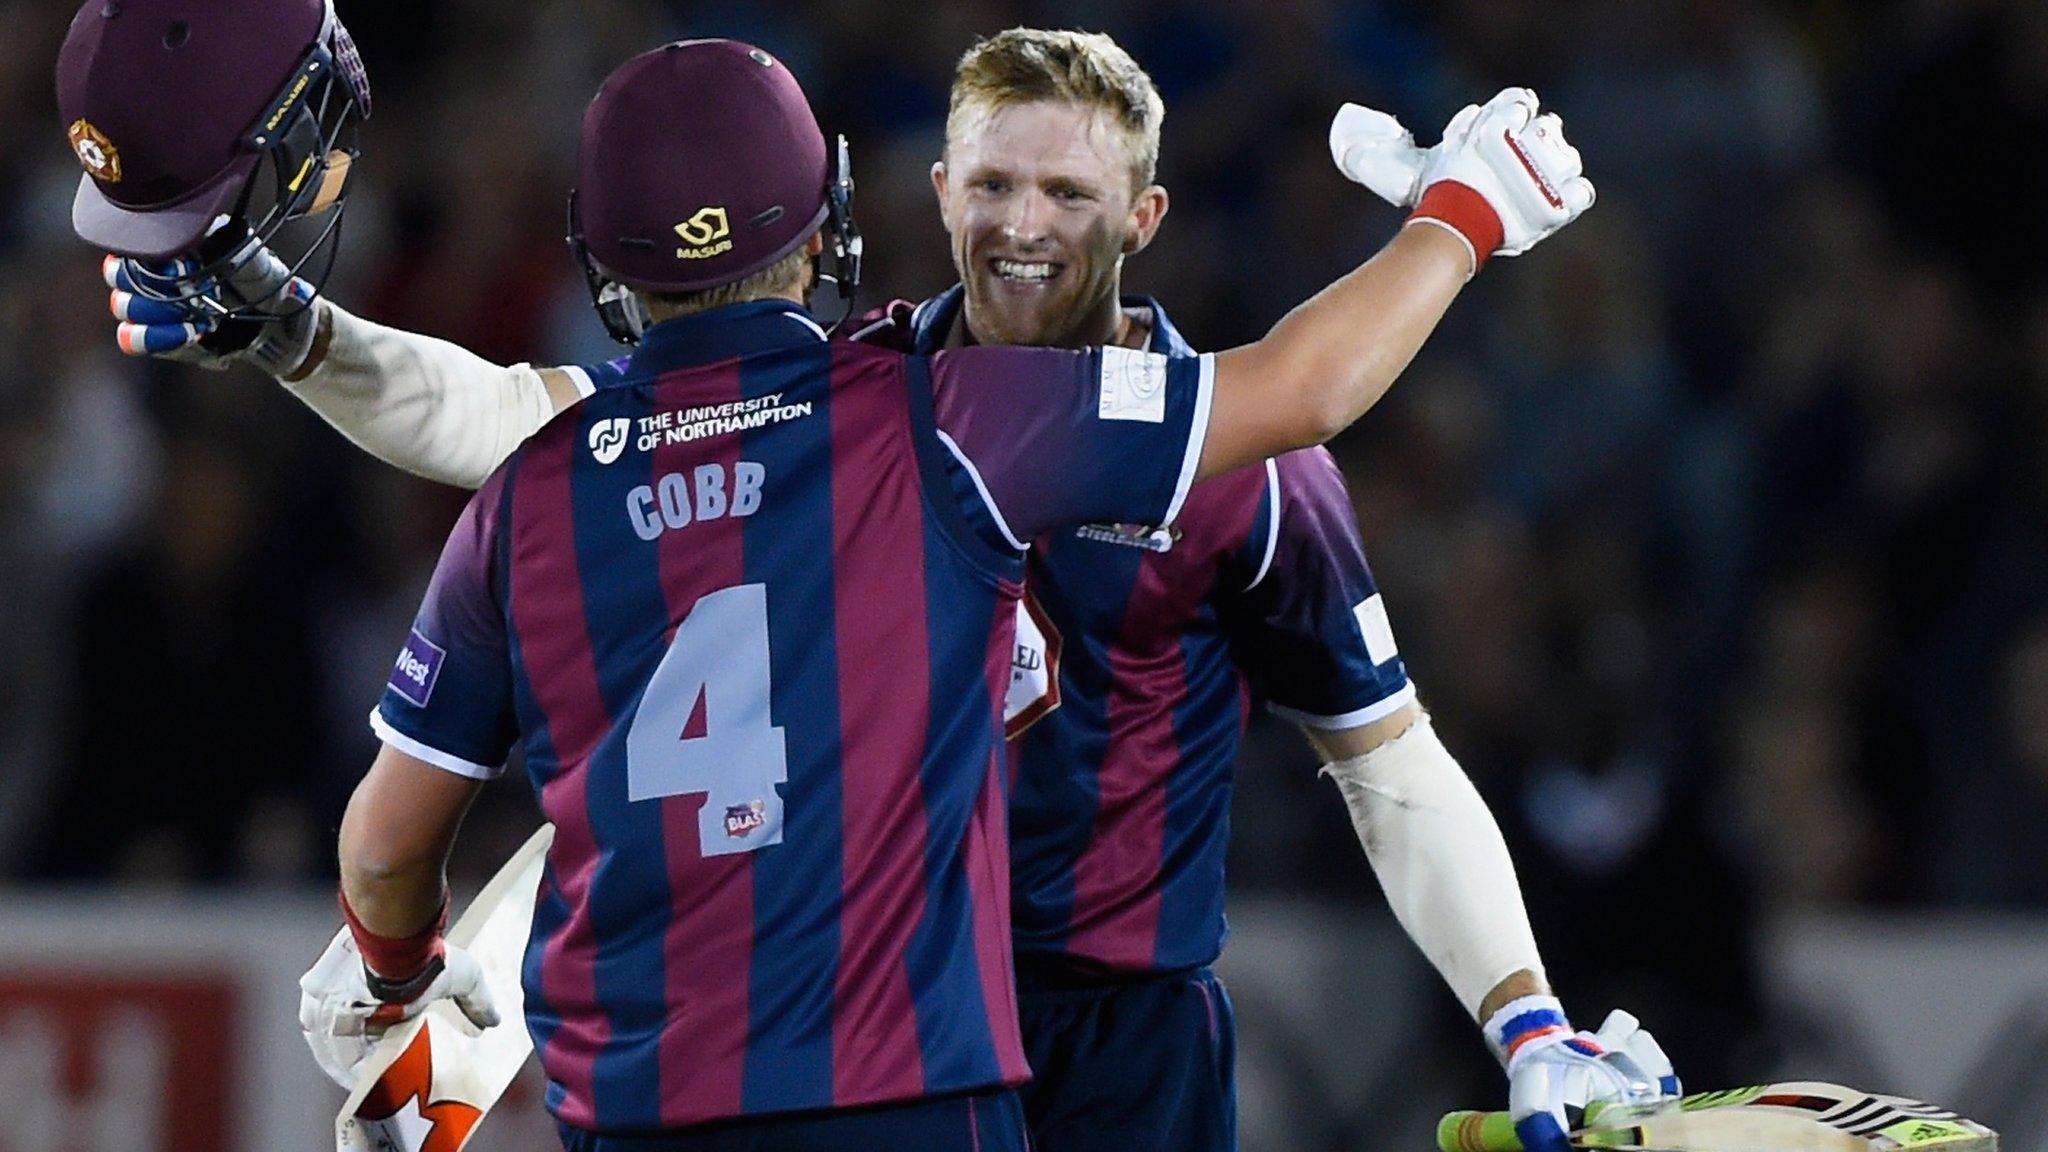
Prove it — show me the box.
[1244,457,1282,592]
[1268,679,1417,730]
[368,709,503,781]
[933,428,1028,551]
[557,363,599,399]
[1161,353,1216,527]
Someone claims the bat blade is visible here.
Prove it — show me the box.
[335,825,554,1152]
[1439,1082,1997,1152]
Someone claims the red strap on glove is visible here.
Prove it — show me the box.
[339,889,447,984]
[1409,181,1505,273]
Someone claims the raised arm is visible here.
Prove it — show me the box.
[1198,88,1594,479]
[103,237,585,490]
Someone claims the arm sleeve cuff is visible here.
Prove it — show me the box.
[369,709,505,780]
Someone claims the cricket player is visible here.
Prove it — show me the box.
[871,30,1683,1152]
[68,9,1622,1150]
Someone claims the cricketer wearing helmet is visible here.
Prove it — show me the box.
[59,0,369,376]
[74,14,1642,1152]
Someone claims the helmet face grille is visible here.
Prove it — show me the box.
[118,42,367,322]
[328,16,371,117]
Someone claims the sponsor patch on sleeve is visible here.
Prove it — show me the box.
[1097,346,1169,423]
[388,629,447,707]
[1353,594,1399,665]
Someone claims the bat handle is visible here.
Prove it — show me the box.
[1437,1110,1523,1152]
[1437,1103,1616,1152]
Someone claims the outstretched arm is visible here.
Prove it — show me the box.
[283,303,587,489]
[104,245,585,490]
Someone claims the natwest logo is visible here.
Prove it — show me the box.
[388,630,446,707]
[397,650,432,685]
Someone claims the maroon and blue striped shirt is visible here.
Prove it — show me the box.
[372,300,1215,1131]
[903,288,1414,981]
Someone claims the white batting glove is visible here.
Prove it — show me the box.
[103,224,321,377]
[1328,103,1429,207]
[1336,88,1594,277]
[1485,996,1679,1152]
[297,925,501,1089]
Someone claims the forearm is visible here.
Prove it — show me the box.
[339,849,446,940]
[1321,709,1547,1018]
[337,746,479,939]
[280,302,574,490]
[1201,224,1469,476]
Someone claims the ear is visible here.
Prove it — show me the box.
[1123,184,1169,255]
[806,231,826,257]
[931,160,956,232]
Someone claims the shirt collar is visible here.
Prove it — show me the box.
[908,285,1195,357]
[623,299,828,378]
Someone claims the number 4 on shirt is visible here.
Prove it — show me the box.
[626,582,789,857]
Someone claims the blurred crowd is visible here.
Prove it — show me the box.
[2,0,2045,1093]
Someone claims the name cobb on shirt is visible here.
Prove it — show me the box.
[628,462,766,540]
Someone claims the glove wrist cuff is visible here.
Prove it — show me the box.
[1409,180,1504,275]
[339,889,448,989]
[1483,993,1571,1068]
[363,952,446,1005]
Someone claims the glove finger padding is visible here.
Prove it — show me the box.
[110,288,205,326]
[1481,86,1540,132]
[116,319,213,357]
[1440,103,1483,147]
[1329,103,1428,207]
[1593,1009,1680,1097]
[1471,112,1573,256]
[98,238,320,376]
[299,924,503,1088]
[436,946,503,1033]
[1509,1063,1577,1152]
[1405,87,1596,266]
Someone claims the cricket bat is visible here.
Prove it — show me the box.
[1437,1081,1998,1152]
[334,824,554,1152]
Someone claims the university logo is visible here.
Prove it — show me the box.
[588,417,631,465]
[674,207,734,260]
[68,120,121,184]
[724,800,766,838]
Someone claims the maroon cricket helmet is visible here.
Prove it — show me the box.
[57,0,371,262]
[571,39,833,295]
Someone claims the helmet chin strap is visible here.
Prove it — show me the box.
[816,134,864,335]
[565,190,650,346]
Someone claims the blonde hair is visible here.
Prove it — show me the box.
[642,241,813,321]
[947,28,1166,197]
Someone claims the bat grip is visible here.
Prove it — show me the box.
[1437,1110,1523,1152]
[1437,1102,1615,1152]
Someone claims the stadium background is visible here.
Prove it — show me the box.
[0,0,2044,1149]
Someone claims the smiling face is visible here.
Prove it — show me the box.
[934,99,1167,349]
